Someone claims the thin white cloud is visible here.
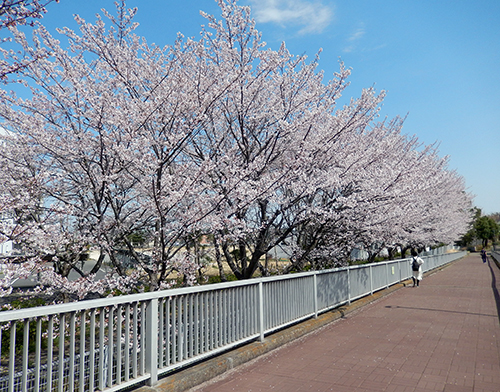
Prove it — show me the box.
[343,25,365,53]
[348,27,365,42]
[248,0,334,35]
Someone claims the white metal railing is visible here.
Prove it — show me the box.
[0,249,466,391]
[491,251,500,264]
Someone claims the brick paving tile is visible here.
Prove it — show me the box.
[190,254,500,392]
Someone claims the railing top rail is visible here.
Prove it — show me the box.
[0,278,257,321]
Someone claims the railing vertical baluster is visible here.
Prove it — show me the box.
[295,279,299,319]
[35,318,42,392]
[399,260,402,283]
[214,291,218,344]
[69,312,76,392]
[219,290,224,344]
[220,290,227,345]
[247,286,252,335]
[216,290,221,348]
[98,309,105,391]
[89,310,96,391]
[145,299,158,386]
[248,285,252,333]
[190,294,195,357]
[238,289,243,339]
[22,320,29,392]
[158,300,164,368]
[183,295,188,360]
[8,321,15,392]
[58,313,66,392]
[203,293,208,354]
[165,298,171,366]
[229,290,234,343]
[313,274,318,319]
[132,303,138,378]
[124,304,130,382]
[79,311,86,392]
[214,291,219,347]
[280,281,285,325]
[241,287,246,336]
[194,294,199,356]
[290,280,294,320]
[370,265,373,295]
[208,292,213,350]
[279,281,283,325]
[255,284,259,333]
[108,306,114,387]
[347,268,351,305]
[280,281,283,324]
[47,316,54,392]
[203,293,208,349]
[117,305,123,385]
[171,298,176,364]
[237,287,247,340]
[231,289,236,342]
[253,285,257,333]
[250,286,254,334]
[259,281,264,342]
[178,297,183,361]
[140,302,146,375]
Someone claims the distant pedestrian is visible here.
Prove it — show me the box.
[481,249,487,263]
[411,251,424,287]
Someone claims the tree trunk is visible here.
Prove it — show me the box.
[213,236,227,282]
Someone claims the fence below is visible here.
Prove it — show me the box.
[0,249,466,392]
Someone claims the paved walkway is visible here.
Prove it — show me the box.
[190,254,500,392]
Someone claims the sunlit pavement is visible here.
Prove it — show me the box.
[190,254,500,392]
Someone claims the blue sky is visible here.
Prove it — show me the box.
[30,0,500,214]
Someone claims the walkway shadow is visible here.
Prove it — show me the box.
[385,305,497,318]
[487,257,500,324]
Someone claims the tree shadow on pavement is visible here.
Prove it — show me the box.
[384,305,497,318]
[487,257,500,324]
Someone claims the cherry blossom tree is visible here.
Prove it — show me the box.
[0,0,473,299]
[0,1,225,298]
[343,132,472,261]
[184,0,394,278]
[0,0,58,80]
[0,0,55,28]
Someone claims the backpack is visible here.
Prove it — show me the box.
[412,257,420,271]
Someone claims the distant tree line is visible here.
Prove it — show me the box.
[458,208,499,249]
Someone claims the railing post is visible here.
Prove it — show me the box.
[8,321,15,392]
[313,273,318,319]
[259,281,264,342]
[370,265,373,295]
[347,268,351,305]
[146,299,158,386]
[386,262,389,289]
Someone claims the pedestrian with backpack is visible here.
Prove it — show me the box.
[481,249,488,263]
[411,251,424,287]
